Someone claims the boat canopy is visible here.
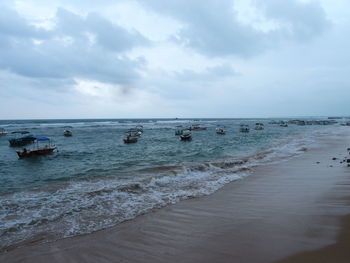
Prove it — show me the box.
[35,137,50,141]
[11,131,30,134]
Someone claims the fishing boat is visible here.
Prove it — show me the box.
[0,128,7,136]
[63,130,73,137]
[123,134,138,143]
[8,131,36,147]
[180,130,192,141]
[16,137,56,158]
[254,123,264,130]
[175,126,183,136]
[280,122,288,127]
[216,126,226,135]
[189,125,207,131]
[239,124,250,133]
[127,128,142,137]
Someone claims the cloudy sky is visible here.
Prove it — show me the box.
[0,0,349,119]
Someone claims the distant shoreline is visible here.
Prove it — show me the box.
[1,116,348,121]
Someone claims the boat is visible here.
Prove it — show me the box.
[127,128,142,137]
[280,122,288,127]
[63,130,73,137]
[216,126,226,135]
[189,125,207,131]
[123,131,138,143]
[239,124,250,133]
[175,126,183,136]
[0,128,7,136]
[123,135,138,143]
[254,123,264,130]
[16,137,56,158]
[180,131,192,141]
[8,131,36,147]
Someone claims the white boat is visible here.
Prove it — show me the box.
[216,126,226,135]
[63,130,73,136]
[254,123,264,130]
[127,128,142,137]
[280,122,288,127]
[180,131,192,141]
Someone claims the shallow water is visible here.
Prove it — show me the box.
[0,118,342,249]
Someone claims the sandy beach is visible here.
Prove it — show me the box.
[1,133,350,263]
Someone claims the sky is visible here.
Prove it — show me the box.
[0,0,349,119]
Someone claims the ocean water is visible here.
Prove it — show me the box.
[0,118,342,249]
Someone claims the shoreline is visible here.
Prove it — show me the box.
[1,132,350,262]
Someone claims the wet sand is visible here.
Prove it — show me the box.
[1,133,350,263]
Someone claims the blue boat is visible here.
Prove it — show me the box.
[16,137,56,158]
[8,131,36,147]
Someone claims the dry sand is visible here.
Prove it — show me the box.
[1,133,350,263]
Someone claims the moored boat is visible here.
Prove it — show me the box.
[123,134,138,143]
[63,130,73,137]
[189,125,207,131]
[254,123,264,130]
[280,122,288,127]
[127,128,142,137]
[16,137,56,158]
[180,131,192,141]
[216,126,226,135]
[239,124,250,133]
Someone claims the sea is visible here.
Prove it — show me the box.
[0,118,345,249]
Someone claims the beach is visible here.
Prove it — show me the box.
[0,131,349,262]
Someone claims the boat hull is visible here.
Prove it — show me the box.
[180,134,192,141]
[63,131,73,137]
[123,137,138,143]
[216,129,226,135]
[189,127,207,131]
[16,147,56,158]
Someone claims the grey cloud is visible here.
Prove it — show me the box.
[139,0,330,57]
[257,0,331,41]
[0,7,148,85]
[0,6,50,39]
[56,8,148,52]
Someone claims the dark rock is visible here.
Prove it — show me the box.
[347,159,350,163]
[316,161,320,164]
[332,157,337,160]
